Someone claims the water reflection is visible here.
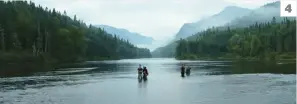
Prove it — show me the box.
[137,79,148,103]
[0,58,295,104]
[0,60,296,90]
[138,77,143,83]
[138,80,148,88]
[0,59,295,91]
[229,61,296,74]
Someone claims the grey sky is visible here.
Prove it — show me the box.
[32,0,277,41]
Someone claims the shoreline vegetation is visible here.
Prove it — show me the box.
[175,17,296,62]
[176,53,296,61]
[0,1,151,77]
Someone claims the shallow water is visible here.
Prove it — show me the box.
[0,58,295,104]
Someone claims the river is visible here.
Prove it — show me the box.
[0,58,296,104]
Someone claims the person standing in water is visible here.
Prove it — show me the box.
[137,64,143,80]
[186,66,191,76]
[143,66,149,81]
[181,64,185,77]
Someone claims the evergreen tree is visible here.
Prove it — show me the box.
[0,1,151,63]
[176,17,296,60]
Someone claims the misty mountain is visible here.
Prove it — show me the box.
[95,25,154,45]
[226,1,286,27]
[175,6,251,39]
[154,1,288,58]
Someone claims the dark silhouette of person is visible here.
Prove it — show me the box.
[137,64,143,80]
[181,64,185,77]
[143,66,149,81]
[186,66,191,76]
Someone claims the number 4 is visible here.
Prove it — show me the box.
[285,4,292,13]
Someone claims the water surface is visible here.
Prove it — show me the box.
[0,58,295,104]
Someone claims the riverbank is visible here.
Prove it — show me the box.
[0,52,49,77]
[0,52,81,77]
[0,52,151,77]
[176,53,296,61]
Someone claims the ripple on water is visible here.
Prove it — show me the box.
[0,59,295,104]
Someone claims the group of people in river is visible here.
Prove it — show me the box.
[137,64,149,81]
[137,64,191,80]
[180,64,191,77]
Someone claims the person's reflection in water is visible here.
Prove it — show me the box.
[137,78,148,102]
[138,79,148,88]
[138,77,143,83]
[143,80,148,88]
[138,77,148,92]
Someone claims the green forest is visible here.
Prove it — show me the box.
[176,17,296,60]
[0,1,151,64]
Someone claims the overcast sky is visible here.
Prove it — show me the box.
[31,0,277,41]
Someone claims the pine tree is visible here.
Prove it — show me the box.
[0,27,4,51]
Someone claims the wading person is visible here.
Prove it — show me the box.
[143,66,149,81]
[137,64,143,80]
[186,66,191,76]
[181,64,185,77]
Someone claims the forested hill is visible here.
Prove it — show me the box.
[0,1,151,63]
[152,1,294,58]
[177,18,296,60]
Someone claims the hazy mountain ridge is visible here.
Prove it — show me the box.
[226,1,285,28]
[153,1,286,58]
[95,25,154,45]
[175,6,252,39]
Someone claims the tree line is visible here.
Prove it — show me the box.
[0,1,151,63]
[176,17,296,60]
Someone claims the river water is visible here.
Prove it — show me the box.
[0,58,296,104]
